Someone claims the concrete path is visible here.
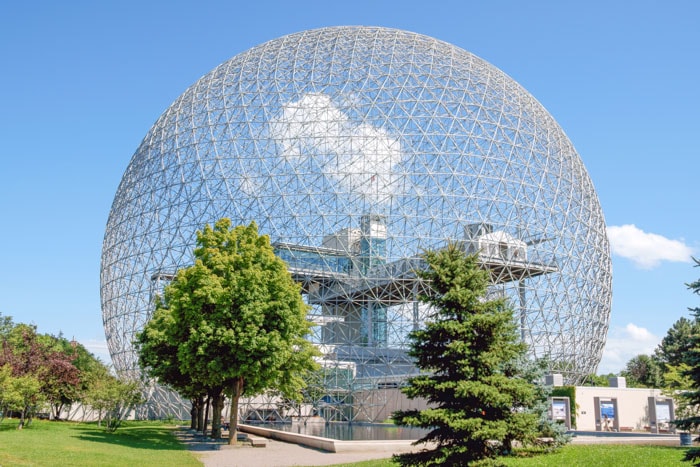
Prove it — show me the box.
[569,431,681,445]
[175,428,686,467]
[175,428,417,466]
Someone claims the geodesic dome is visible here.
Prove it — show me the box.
[101,26,611,418]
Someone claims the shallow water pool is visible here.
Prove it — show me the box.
[246,421,428,441]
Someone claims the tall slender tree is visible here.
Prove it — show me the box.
[393,243,544,466]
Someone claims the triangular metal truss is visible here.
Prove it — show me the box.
[101,26,611,420]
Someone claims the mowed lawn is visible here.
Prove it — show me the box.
[0,419,693,467]
[0,419,201,466]
[321,444,692,467]
[500,443,691,466]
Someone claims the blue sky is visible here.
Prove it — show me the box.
[0,0,698,374]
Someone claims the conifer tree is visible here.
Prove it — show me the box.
[672,259,700,465]
[393,243,543,466]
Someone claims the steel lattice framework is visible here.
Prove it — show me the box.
[101,26,611,419]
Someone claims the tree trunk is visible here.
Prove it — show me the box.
[503,437,513,454]
[228,377,244,445]
[211,390,224,439]
[202,394,211,436]
[18,408,26,430]
[196,395,205,431]
[190,398,200,430]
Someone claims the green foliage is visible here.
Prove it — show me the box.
[136,303,209,432]
[53,335,108,412]
[0,312,109,422]
[136,218,319,443]
[0,322,84,425]
[0,364,42,427]
[0,312,14,339]
[0,365,16,420]
[82,366,144,432]
[0,314,125,430]
[670,258,700,465]
[392,243,550,466]
[663,360,699,444]
[581,373,616,387]
[514,359,570,449]
[620,354,662,388]
[9,374,44,429]
[655,315,700,371]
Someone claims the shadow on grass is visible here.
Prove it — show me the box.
[75,425,190,451]
[0,423,19,432]
[0,419,51,432]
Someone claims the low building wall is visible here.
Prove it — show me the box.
[574,386,670,432]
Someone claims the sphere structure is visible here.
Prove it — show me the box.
[101,26,611,419]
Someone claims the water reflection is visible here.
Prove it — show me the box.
[247,421,428,441]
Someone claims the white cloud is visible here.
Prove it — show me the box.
[607,224,694,269]
[270,93,403,205]
[597,323,660,374]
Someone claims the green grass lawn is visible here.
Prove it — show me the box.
[0,418,201,466]
[0,419,692,467]
[321,444,692,467]
[501,443,691,466]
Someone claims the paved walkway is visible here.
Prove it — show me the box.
[569,431,680,446]
[175,428,416,466]
[175,428,685,467]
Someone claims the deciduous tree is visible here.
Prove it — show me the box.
[137,219,318,444]
[621,354,662,388]
[136,303,208,431]
[0,324,80,420]
[0,313,109,423]
[0,364,18,422]
[583,373,617,387]
[82,365,143,432]
[5,372,44,429]
[0,312,14,338]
